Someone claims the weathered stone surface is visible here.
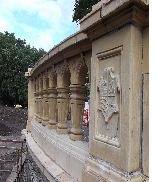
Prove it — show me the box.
[25,0,149,181]
[142,73,149,177]
[28,121,88,182]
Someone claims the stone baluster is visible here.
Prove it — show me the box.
[70,85,85,140]
[39,74,43,123]
[67,97,71,120]
[36,77,40,122]
[69,56,88,140]
[42,72,49,126]
[34,78,38,119]
[56,62,70,134]
[37,79,40,120]
[48,66,57,129]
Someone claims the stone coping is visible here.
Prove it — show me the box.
[80,0,148,32]
[30,31,88,76]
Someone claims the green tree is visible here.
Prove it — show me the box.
[72,0,101,23]
[0,31,46,106]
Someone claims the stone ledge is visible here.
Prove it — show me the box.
[80,0,148,40]
[30,119,89,182]
[23,129,78,182]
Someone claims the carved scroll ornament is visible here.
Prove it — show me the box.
[97,67,120,123]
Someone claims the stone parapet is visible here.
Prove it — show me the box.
[23,129,79,182]
[25,0,149,181]
[29,120,88,182]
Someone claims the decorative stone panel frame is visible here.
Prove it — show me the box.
[90,25,142,172]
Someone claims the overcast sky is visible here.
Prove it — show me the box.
[0,0,79,51]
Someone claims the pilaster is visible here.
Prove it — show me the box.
[25,68,34,132]
[80,0,149,180]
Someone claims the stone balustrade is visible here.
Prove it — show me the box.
[31,56,90,141]
[25,0,149,181]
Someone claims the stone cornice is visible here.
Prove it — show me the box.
[80,0,148,40]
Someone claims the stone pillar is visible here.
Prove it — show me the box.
[25,68,34,132]
[80,0,149,178]
[69,57,88,140]
[42,73,49,126]
[48,67,57,129]
[56,62,70,134]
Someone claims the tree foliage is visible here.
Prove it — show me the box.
[72,0,101,23]
[0,32,46,106]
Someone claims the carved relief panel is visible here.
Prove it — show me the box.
[97,67,120,122]
[89,26,142,172]
[95,46,122,147]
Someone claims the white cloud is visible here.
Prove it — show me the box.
[0,17,10,32]
[0,0,79,51]
[34,33,54,50]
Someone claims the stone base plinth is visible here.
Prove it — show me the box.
[83,157,148,182]
[30,119,88,182]
[70,133,83,141]
[23,130,77,182]
[57,127,68,134]
[48,123,57,129]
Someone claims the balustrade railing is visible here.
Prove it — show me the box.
[33,61,90,141]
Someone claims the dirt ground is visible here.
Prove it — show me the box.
[0,104,89,181]
[0,105,27,137]
[0,104,27,181]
